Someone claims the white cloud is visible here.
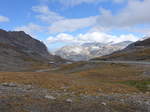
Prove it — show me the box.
[14,23,43,36]
[97,0,150,28]
[32,5,64,23]
[41,0,125,7]
[77,32,139,43]
[47,32,139,44]
[32,5,98,33]
[0,15,9,22]
[127,27,150,37]
[118,0,150,26]
[48,16,98,33]
[32,0,150,35]
[47,33,80,43]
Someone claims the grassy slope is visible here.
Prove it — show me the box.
[0,62,150,95]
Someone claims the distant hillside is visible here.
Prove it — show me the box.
[55,41,132,61]
[92,37,150,61]
[0,29,65,71]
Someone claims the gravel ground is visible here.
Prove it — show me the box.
[0,83,150,112]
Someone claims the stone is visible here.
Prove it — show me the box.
[26,85,33,90]
[45,95,56,100]
[2,82,17,87]
[101,102,107,106]
[66,99,73,103]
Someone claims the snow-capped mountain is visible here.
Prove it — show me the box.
[54,41,133,61]
[92,37,150,61]
[139,36,150,41]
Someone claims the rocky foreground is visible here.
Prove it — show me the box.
[0,62,150,112]
[0,83,150,112]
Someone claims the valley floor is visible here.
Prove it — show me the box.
[0,62,150,112]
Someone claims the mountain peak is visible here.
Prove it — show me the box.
[139,36,150,41]
[55,41,132,61]
[0,29,64,71]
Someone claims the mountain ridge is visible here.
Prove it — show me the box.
[54,41,133,61]
[0,29,65,71]
[92,37,150,61]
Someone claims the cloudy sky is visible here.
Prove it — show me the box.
[0,0,150,51]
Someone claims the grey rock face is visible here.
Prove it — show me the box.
[0,29,50,58]
[0,29,56,71]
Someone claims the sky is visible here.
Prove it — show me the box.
[0,0,150,51]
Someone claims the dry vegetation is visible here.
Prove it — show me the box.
[0,62,150,112]
[0,62,150,95]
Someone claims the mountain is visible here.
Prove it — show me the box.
[0,29,64,71]
[54,41,132,61]
[92,37,150,61]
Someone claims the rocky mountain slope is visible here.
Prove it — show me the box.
[0,29,64,71]
[92,37,150,61]
[55,41,132,61]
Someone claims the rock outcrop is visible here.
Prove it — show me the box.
[0,29,64,71]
